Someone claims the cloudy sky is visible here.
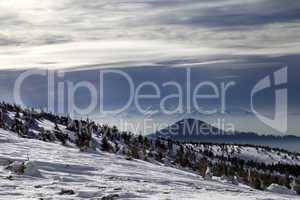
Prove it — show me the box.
[0,0,299,69]
[0,0,299,135]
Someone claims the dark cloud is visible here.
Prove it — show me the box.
[0,36,21,46]
[38,34,73,45]
[154,0,300,28]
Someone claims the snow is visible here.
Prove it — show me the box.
[0,129,299,200]
[267,184,297,195]
[187,144,300,165]
[23,161,42,178]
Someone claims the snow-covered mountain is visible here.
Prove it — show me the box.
[150,118,300,153]
[0,129,299,200]
[1,103,300,199]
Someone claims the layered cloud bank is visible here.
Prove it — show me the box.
[0,0,299,69]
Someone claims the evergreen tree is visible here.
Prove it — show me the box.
[195,158,208,178]
[204,164,213,180]
[15,111,20,119]
[252,178,262,190]
[101,136,110,152]
[0,109,4,128]
[143,137,150,149]
[138,134,143,144]
[54,120,60,131]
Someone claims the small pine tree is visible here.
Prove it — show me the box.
[292,184,300,195]
[252,178,262,190]
[205,164,213,180]
[0,110,4,128]
[143,137,150,149]
[195,159,208,178]
[54,120,60,130]
[15,111,20,118]
[129,146,140,159]
[101,137,110,151]
[175,146,184,165]
[138,134,143,144]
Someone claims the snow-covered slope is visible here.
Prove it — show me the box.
[0,129,299,200]
[186,144,300,165]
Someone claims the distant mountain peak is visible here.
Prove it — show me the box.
[151,118,227,140]
[148,118,300,153]
[175,118,207,126]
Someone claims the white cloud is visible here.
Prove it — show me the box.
[0,0,299,69]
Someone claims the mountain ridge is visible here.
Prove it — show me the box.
[148,118,300,152]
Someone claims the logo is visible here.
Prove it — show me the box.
[251,67,288,132]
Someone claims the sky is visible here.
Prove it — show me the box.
[0,0,299,135]
[0,0,299,69]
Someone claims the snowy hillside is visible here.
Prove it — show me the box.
[0,129,299,200]
[185,143,300,166]
[0,103,300,198]
[35,117,300,167]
